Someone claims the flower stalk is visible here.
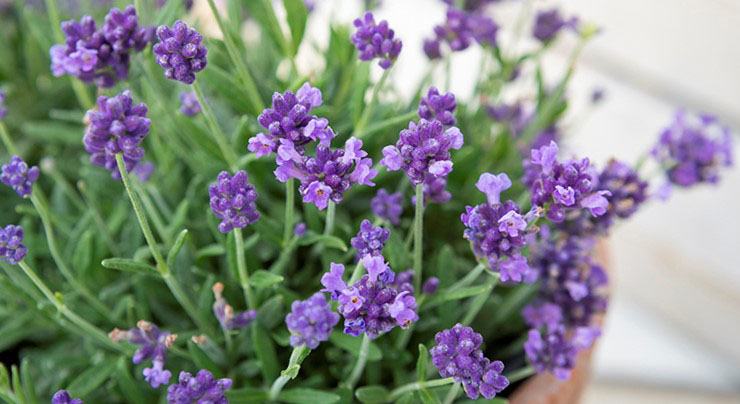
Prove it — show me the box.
[269,345,311,399]
[346,334,371,390]
[192,81,239,171]
[324,201,337,236]
[387,377,456,401]
[355,68,392,137]
[233,228,257,309]
[283,178,295,245]
[413,183,425,294]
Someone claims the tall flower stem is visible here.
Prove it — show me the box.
[442,382,461,404]
[115,154,215,337]
[413,183,425,295]
[17,261,128,354]
[355,69,392,137]
[506,365,535,383]
[346,334,371,390]
[324,201,336,236]
[29,189,116,321]
[204,0,264,114]
[269,345,311,399]
[387,377,456,401]
[0,122,18,155]
[448,263,485,292]
[233,228,257,309]
[283,178,295,245]
[461,275,498,326]
[192,81,239,171]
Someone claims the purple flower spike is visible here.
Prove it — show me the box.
[371,188,403,225]
[109,320,177,388]
[0,225,27,265]
[533,9,577,42]
[0,91,7,119]
[430,324,509,399]
[522,301,563,330]
[1,156,40,197]
[293,222,307,237]
[422,277,440,294]
[179,91,201,116]
[351,12,403,69]
[476,172,512,205]
[382,119,463,185]
[413,173,452,207]
[167,369,232,404]
[153,20,207,84]
[530,140,558,174]
[423,8,498,59]
[212,282,257,331]
[419,87,457,126]
[52,390,83,404]
[285,292,340,349]
[208,171,260,233]
[351,219,390,259]
[83,90,150,179]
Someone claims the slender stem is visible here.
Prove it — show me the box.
[204,0,264,113]
[132,178,171,245]
[505,365,535,383]
[348,260,364,285]
[448,263,485,292]
[0,122,18,155]
[283,178,295,245]
[461,276,498,326]
[359,110,417,140]
[443,382,461,404]
[634,152,649,172]
[346,334,371,390]
[323,201,336,236]
[17,261,127,354]
[77,180,120,256]
[233,228,257,309]
[355,69,392,137]
[269,345,311,399]
[387,378,456,401]
[29,190,115,320]
[413,184,424,295]
[192,81,239,171]
[134,0,145,24]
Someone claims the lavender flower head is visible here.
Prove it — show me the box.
[153,20,207,84]
[248,83,325,158]
[212,282,257,331]
[0,90,7,119]
[351,12,402,69]
[52,390,83,404]
[381,119,464,185]
[209,170,260,233]
[50,6,153,88]
[0,225,27,265]
[423,277,440,294]
[371,188,403,225]
[524,325,600,380]
[179,91,201,116]
[294,222,307,237]
[1,156,40,197]
[461,173,537,283]
[167,369,232,404]
[109,321,177,388]
[351,219,390,258]
[285,292,340,349]
[430,324,509,399]
[423,8,498,60]
[275,136,377,210]
[652,110,733,188]
[320,255,418,338]
[533,9,577,42]
[83,90,150,179]
[418,87,457,126]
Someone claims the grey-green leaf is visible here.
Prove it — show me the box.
[250,270,284,289]
[355,385,389,404]
[67,358,117,397]
[283,0,307,55]
[296,233,348,251]
[278,388,340,404]
[101,258,157,274]
[329,331,382,361]
[417,344,429,382]
[167,229,189,268]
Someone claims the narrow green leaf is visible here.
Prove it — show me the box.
[19,359,37,404]
[296,233,347,252]
[195,244,226,260]
[154,0,183,26]
[257,295,284,329]
[278,388,340,404]
[115,357,150,404]
[417,344,429,382]
[167,201,190,238]
[101,258,157,275]
[252,324,280,382]
[11,365,26,404]
[423,284,493,309]
[250,270,284,289]
[167,229,189,268]
[67,358,117,397]
[188,340,225,379]
[242,0,292,57]
[418,388,441,404]
[72,229,93,275]
[225,387,270,403]
[21,121,82,145]
[355,385,389,404]
[396,392,414,404]
[329,331,382,361]
[283,0,307,55]
[0,363,9,390]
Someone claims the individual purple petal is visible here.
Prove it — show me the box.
[475,172,512,205]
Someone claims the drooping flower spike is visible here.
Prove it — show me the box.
[351,12,403,69]
[167,369,232,403]
[208,171,260,233]
[153,20,207,84]
[52,390,83,404]
[1,156,39,197]
[285,292,340,349]
[212,282,257,331]
[0,224,27,265]
[109,321,177,388]
[83,90,150,179]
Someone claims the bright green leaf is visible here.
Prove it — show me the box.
[355,385,389,404]
[278,388,340,404]
[101,258,157,275]
[329,331,382,361]
[250,270,284,289]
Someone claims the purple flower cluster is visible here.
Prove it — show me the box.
[109,321,177,388]
[285,292,340,349]
[0,225,27,265]
[533,9,577,42]
[83,90,151,179]
[423,8,498,59]
[351,219,390,258]
[248,83,325,158]
[351,12,402,69]
[153,20,207,84]
[652,110,733,188]
[418,87,457,127]
[525,141,611,223]
[381,119,463,185]
[321,255,418,338]
[413,173,452,206]
[212,282,257,331]
[524,325,599,380]
[208,171,260,233]
[167,369,232,404]
[275,137,377,210]
[179,91,201,116]
[0,90,7,119]
[52,390,83,404]
[371,188,403,225]
[430,324,509,399]
[1,156,39,197]
[50,6,153,88]
[461,173,536,282]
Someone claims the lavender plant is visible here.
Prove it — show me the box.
[0,0,734,403]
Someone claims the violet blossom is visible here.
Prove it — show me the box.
[167,369,232,404]
[109,321,177,388]
[0,224,27,265]
[1,156,39,197]
[212,282,257,331]
[285,292,340,349]
[371,188,403,225]
[351,12,402,69]
[153,20,207,84]
[208,170,260,233]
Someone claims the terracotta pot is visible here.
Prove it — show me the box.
[509,241,610,404]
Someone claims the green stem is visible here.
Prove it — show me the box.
[442,382,461,404]
[132,178,171,245]
[448,263,485,292]
[346,334,371,390]
[17,261,127,354]
[204,0,264,113]
[387,378,456,401]
[283,178,295,245]
[233,228,257,309]
[413,184,424,295]
[355,69,392,137]
[348,260,364,285]
[0,122,18,155]
[323,201,336,236]
[29,190,116,320]
[505,365,535,383]
[269,345,310,399]
[461,275,498,326]
[77,181,120,256]
[359,110,417,140]
[192,81,239,171]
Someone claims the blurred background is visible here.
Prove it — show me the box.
[284,0,740,402]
